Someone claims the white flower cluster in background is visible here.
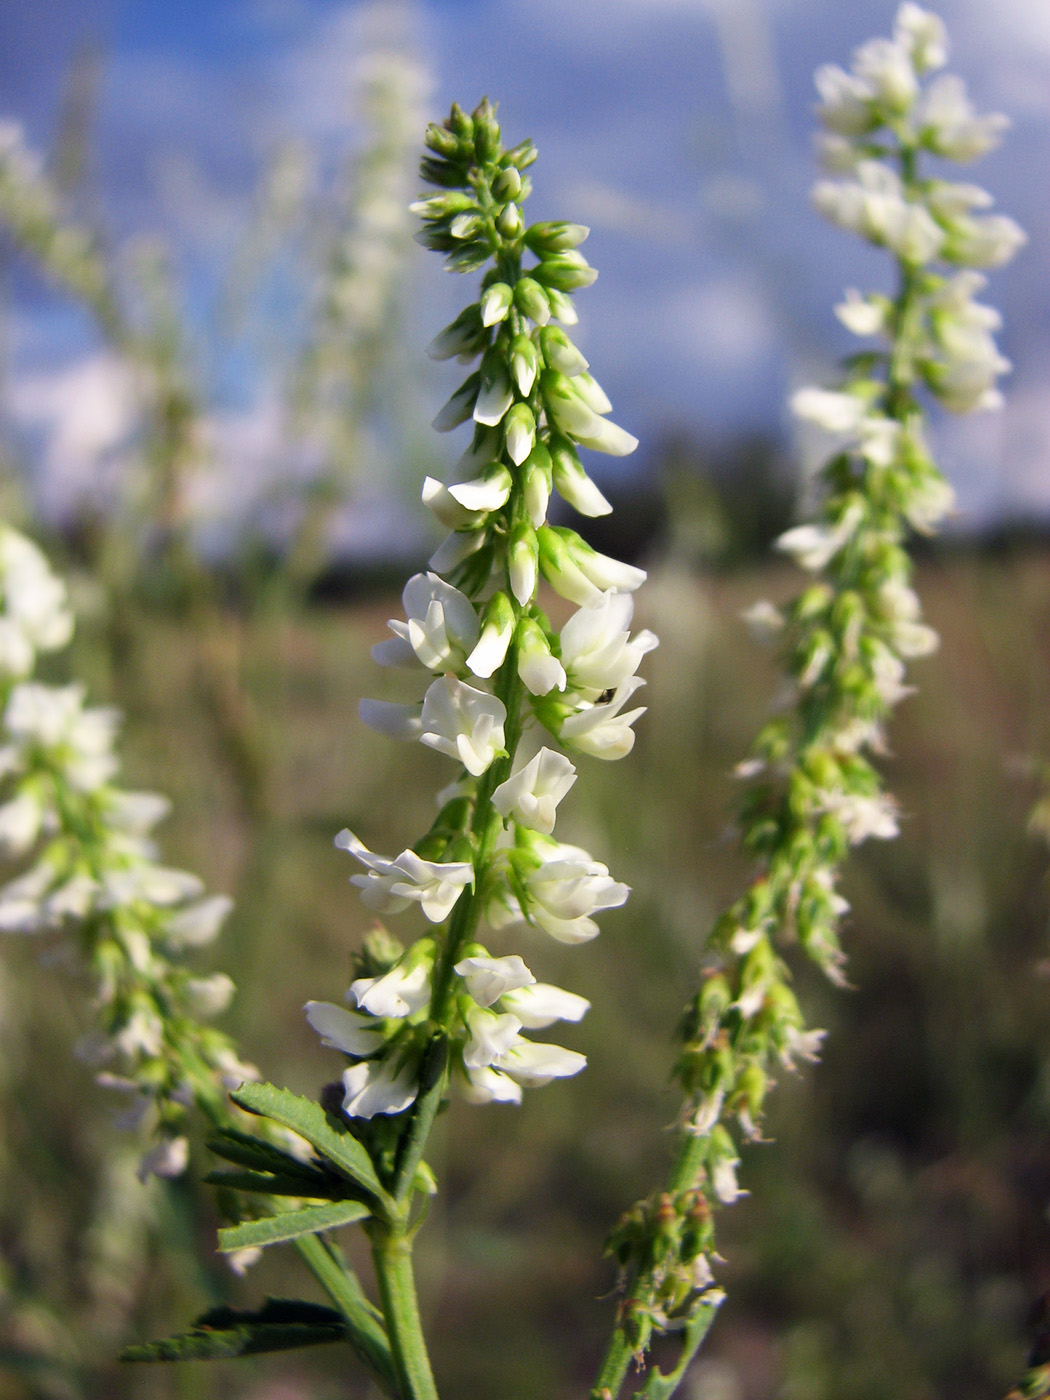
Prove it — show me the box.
[812,1,1025,416]
[306,100,655,1118]
[0,523,249,1176]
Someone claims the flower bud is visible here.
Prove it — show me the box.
[524,221,590,253]
[433,372,480,431]
[497,203,522,238]
[550,438,612,517]
[448,103,474,140]
[504,403,536,466]
[451,211,484,240]
[492,166,522,201]
[467,592,516,679]
[539,326,588,376]
[472,99,500,161]
[505,138,538,171]
[427,304,486,360]
[522,444,552,527]
[507,522,538,606]
[514,276,551,325]
[424,123,460,158]
[510,334,539,395]
[480,282,513,327]
[515,617,566,696]
[545,288,579,325]
[532,252,597,291]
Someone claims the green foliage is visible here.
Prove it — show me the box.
[121,1298,348,1361]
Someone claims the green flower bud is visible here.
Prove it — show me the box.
[514,276,551,325]
[410,191,476,220]
[433,372,481,432]
[510,334,539,395]
[497,203,523,238]
[545,288,579,325]
[424,124,460,158]
[504,403,536,466]
[507,521,539,605]
[427,304,486,360]
[472,98,501,161]
[524,221,590,253]
[522,444,552,527]
[539,325,589,376]
[448,103,474,141]
[480,282,513,327]
[531,251,597,291]
[451,211,484,240]
[419,156,469,190]
[505,139,538,171]
[492,166,522,201]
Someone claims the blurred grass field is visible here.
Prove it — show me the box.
[3,541,1050,1400]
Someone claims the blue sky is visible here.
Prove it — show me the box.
[2,0,1048,535]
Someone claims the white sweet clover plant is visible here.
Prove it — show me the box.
[592,8,1025,1395]
[303,98,655,1134]
[0,523,250,1178]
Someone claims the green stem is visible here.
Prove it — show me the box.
[372,1229,440,1400]
[295,1233,400,1396]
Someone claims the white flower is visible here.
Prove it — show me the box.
[473,368,514,427]
[305,1000,387,1055]
[138,1135,190,1182]
[184,974,236,1018]
[852,37,918,112]
[466,594,515,680]
[944,213,1027,269]
[551,452,611,517]
[341,1058,418,1118]
[164,894,234,950]
[420,676,506,776]
[559,676,648,760]
[497,1040,586,1086]
[776,503,864,573]
[335,828,473,922]
[917,75,1009,161]
[376,573,479,673]
[460,1065,524,1104]
[559,592,658,699]
[463,1007,522,1069]
[790,388,867,435]
[894,4,948,74]
[350,961,433,1018]
[520,843,629,943]
[821,790,900,843]
[814,64,875,137]
[501,982,590,1029]
[428,528,487,575]
[359,700,424,741]
[0,790,44,858]
[834,289,888,338]
[454,954,535,1007]
[492,748,577,834]
[516,619,566,696]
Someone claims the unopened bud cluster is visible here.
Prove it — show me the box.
[307,100,655,1120]
[605,4,1023,1352]
[0,524,250,1180]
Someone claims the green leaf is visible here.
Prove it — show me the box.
[231,1083,393,1211]
[204,1168,350,1199]
[121,1299,347,1362]
[207,1127,327,1178]
[632,1291,725,1400]
[219,1200,371,1252]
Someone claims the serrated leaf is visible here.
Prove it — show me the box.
[231,1084,393,1210]
[204,1168,349,1199]
[219,1200,371,1252]
[207,1127,326,1178]
[121,1299,347,1362]
[632,1291,725,1400]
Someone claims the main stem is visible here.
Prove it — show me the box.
[372,1229,440,1400]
